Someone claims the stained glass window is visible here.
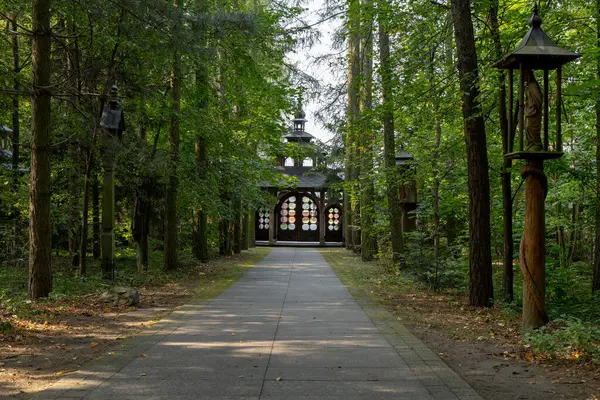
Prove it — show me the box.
[300,196,318,231]
[280,197,298,231]
[327,207,340,231]
[258,207,269,230]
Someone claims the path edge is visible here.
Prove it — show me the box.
[321,249,483,400]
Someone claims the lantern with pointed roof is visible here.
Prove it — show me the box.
[395,147,417,232]
[493,4,580,159]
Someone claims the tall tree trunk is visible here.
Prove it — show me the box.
[67,19,82,268]
[451,0,493,307]
[568,202,581,262]
[233,199,242,254]
[241,213,249,251]
[433,121,441,284]
[593,0,600,292]
[192,59,209,263]
[490,0,513,301]
[29,0,53,299]
[9,15,21,255]
[133,125,151,273]
[378,2,404,264]
[92,173,101,259]
[79,153,92,275]
[164,0,182,270]
[191,137,207,262]
[359,0,376,261]
[193,209,208,262]
[346,0,361,252]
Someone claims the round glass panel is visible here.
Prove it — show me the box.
[289,217,296,223]
[265,218,269,223]
[302,217,309,223]
[302,210,310,217]
[302,224,309,231]
[289,223,296,230]
[310,217,317,224]
[289,210,296,216]
[302,197,309,203]
[289,196,296,202]
[334,214,339,219]
[282,217,288,223]
[289,203,296,210]
[265,224,269,229]
[328,225,334,231]
[259,224,264,229]
[334,225,339,231]
[282,210,288,216]
[302,203,309,210]
[282,203,288,209]
[280,224,287,230]
[328,213,333,219]
[310,224,317,231]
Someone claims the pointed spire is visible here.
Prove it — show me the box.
[529,3,542,28]
[295,91,306,120]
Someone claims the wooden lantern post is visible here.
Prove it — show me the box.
[395,148,417,233]
[99,85,125,281]
[493,5,579,329]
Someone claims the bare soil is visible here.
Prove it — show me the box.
[0,283,192,398]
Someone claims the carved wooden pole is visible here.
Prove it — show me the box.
[101,144,116,280]
[520,159,549,329]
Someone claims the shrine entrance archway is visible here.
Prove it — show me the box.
[275,192,320,242]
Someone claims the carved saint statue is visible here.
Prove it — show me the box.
[524,69,543,152]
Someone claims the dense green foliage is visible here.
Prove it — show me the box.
[0,0,302,284]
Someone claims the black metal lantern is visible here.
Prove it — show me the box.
[394,148,415,167]
[493,4,580,159]
[100,85,125,138]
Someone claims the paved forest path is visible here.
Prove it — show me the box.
[35,247,482,399]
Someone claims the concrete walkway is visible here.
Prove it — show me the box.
[35,248,482,400]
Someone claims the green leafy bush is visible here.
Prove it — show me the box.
[525,318,600,363]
